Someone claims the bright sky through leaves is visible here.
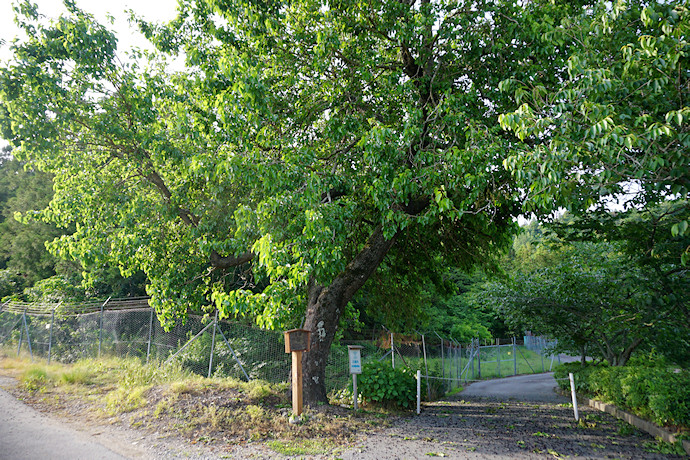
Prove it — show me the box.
[0,0,179,147]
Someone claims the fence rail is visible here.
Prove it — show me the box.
[0,299,559,396]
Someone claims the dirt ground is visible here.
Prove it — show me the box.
[1,371,687,459]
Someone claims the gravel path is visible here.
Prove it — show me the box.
[338,373,685,459]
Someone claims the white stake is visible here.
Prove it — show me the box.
[569,372,579,421]
[417,370,421,415]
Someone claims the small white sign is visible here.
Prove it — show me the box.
[348,346,362,374]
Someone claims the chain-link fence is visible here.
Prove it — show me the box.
[0,299,287,384]
[0,299,559,396]
[333,331,560,398]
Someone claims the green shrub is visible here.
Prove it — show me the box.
[555,361,690,430]
[553,362,604,393]
[647,370,690,427]
[358,360,417,409]
[590,366,626,407]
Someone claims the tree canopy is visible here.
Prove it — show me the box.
[2,0,685,401]
[499,1,690,253]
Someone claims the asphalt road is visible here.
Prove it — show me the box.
[460,372,570,403]
[0,377,129,460]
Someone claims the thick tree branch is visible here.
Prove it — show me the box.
[210,250,255,269]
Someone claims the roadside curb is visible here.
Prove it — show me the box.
[579,395,690,455]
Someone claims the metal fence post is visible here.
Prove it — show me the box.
[146,308,154,364]
[434,332,444,385]
[421,333,430,400]
[47,303,60,365]
[541,343,545,372]
[390,331,395,369]
[98,297,111,358]
[477,339,481,379]
[453,340,460,383]
[513,337,517,376]
[17,311,26,356]
[458,342,462,381]
[497,338,501,377]
[208,310,218,378]
[216,324,250,381]
[17,311,24,357]
[469,339,477,380]
[21,311,33,361]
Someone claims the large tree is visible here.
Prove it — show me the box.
[1,0,586,403]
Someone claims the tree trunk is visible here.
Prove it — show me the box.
[616,337,643,367]
[579,344,587,366]
[302,225,395,405]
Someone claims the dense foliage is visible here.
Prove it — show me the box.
[483,205,689,367]
[555,359,690,429]
[499,1,690,253]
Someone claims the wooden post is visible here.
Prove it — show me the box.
[292,350,303,415]
[284,329,311,417]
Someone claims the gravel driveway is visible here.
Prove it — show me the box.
[338,373,685,459]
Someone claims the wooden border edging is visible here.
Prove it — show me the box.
[580,396,690,455]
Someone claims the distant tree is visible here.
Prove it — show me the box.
[0,155,147,302]
[550,203,690,366]
[0,157,62,290]
[484,203,690,367]
[485,241,650,366]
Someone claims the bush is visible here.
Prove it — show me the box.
[555,361,690,429]
[553,362,603,393]
[357,360,417,409]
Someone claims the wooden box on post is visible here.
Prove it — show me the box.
[284,329,311,353]
[284,329,311,417]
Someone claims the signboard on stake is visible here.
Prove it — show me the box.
[348,345,363,410]
[348,345,362,374]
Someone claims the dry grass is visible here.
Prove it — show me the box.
[0,348,394,457]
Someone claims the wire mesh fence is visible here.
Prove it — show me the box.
[0,299,559,396]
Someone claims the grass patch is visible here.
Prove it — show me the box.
[446,386,464,396]
[266,438,337,456]
[20,366,51,391]
[104,385,150,415]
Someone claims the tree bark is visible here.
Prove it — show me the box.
[301,225,396,405]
